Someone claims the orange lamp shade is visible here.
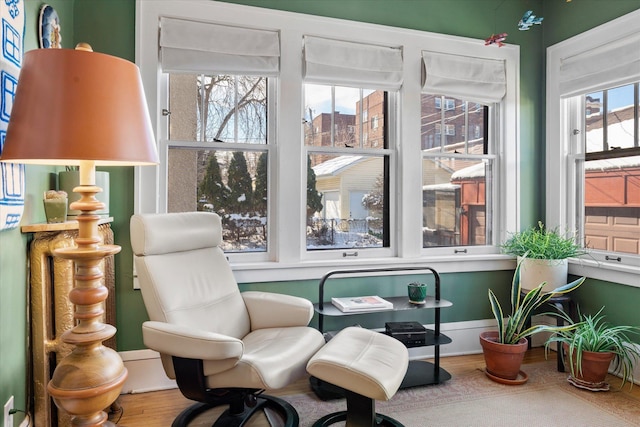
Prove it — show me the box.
[1,46,158,166]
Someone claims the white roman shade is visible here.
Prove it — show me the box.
[422,51,506,103]
[303,36,403,90]
[559,32,640,97]
[159,17,280,75]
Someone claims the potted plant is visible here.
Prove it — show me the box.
[480,259,585,384]
[546,307,640,391]
[501,221,586,293]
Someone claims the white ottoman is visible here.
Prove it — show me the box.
[306,327,409,427]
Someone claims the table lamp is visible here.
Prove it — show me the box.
[1,43,158,426]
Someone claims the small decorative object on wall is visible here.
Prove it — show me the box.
[484,33,508,47]
[0,0,25,230]
[39,4,62,48]
[518,10,544,31]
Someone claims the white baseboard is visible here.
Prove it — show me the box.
[119,349,176,394]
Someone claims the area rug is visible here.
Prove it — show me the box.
[283,360,640,426]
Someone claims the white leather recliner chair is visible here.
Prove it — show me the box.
[130,212,325,426]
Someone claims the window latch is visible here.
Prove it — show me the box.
[162,108,171,116]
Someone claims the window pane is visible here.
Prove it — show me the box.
[582,83,640,256]
[306,153,387,250]
[606,85,634,150]
[584,155,640,255]
[421,94,486,154]
[169,74,267,144]
[304,84,385,149]
[586,84,636,153]
[167,148,268,253]
[585,91,604,153]
[422,158,492,247]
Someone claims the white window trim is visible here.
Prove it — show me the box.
[136,0,519,283]
[546,8,640,288]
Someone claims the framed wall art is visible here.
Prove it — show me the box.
[39,4,62,49]
[0,0,25,230]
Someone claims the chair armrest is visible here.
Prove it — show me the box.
[242,291,314,329]
[142,321,244,361]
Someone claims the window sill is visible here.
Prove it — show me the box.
[230,254,640,288]
[230,254,515,283]
[569,257,640,289]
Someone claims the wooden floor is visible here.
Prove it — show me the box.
[109,348,640,426]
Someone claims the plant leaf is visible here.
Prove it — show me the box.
[488,289,504,343]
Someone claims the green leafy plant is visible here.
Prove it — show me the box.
[488,258,585,344]
[546,307,640,388]
[501,221,586,259]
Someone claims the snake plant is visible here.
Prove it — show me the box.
[489,258,586,345]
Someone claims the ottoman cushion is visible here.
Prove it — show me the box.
[307,327,409,401]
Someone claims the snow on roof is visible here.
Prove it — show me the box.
[586,156,640,171]
[586,116,640,170]
[451,162,485,180]
[422,183,461,191]
[312,155,365,177]
[586,118,635,152]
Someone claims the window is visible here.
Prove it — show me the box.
[421,52,506,251]
[582,83,639,256]
[421,94,492,247]
[304,85,390,251]
[302,35,399,255]
[434,97,455,111]
[138,1,519,281]
[156,17,277,259]
[547,9,640,285]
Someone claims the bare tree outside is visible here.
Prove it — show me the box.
[168,74,269,252]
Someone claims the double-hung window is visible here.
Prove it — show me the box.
[302,36,402,255]
[547,9,640,285]
[156,17,277,260]
[420,52,506,249]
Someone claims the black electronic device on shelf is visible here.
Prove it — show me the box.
[385,321,427,347]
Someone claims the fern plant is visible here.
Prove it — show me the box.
[488,258,586,344]
[501,221,586,259]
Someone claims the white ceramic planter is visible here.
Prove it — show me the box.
[517,257,568,293]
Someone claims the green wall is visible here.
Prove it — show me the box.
[1,1,638,425]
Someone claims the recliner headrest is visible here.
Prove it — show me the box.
[130,212,223,256]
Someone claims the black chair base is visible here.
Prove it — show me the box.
[312,411,404,427]
[171,395,298,427]
[312,389,404,427]
[171,356,298,426]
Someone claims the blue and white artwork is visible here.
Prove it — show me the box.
[0,0,25,230]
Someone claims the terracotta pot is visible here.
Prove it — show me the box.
[480,331,528,381]
[563,343,615,384]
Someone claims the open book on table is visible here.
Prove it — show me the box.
[331,295,393,313]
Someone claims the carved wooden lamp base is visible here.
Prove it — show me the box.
[47,170,128,427]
